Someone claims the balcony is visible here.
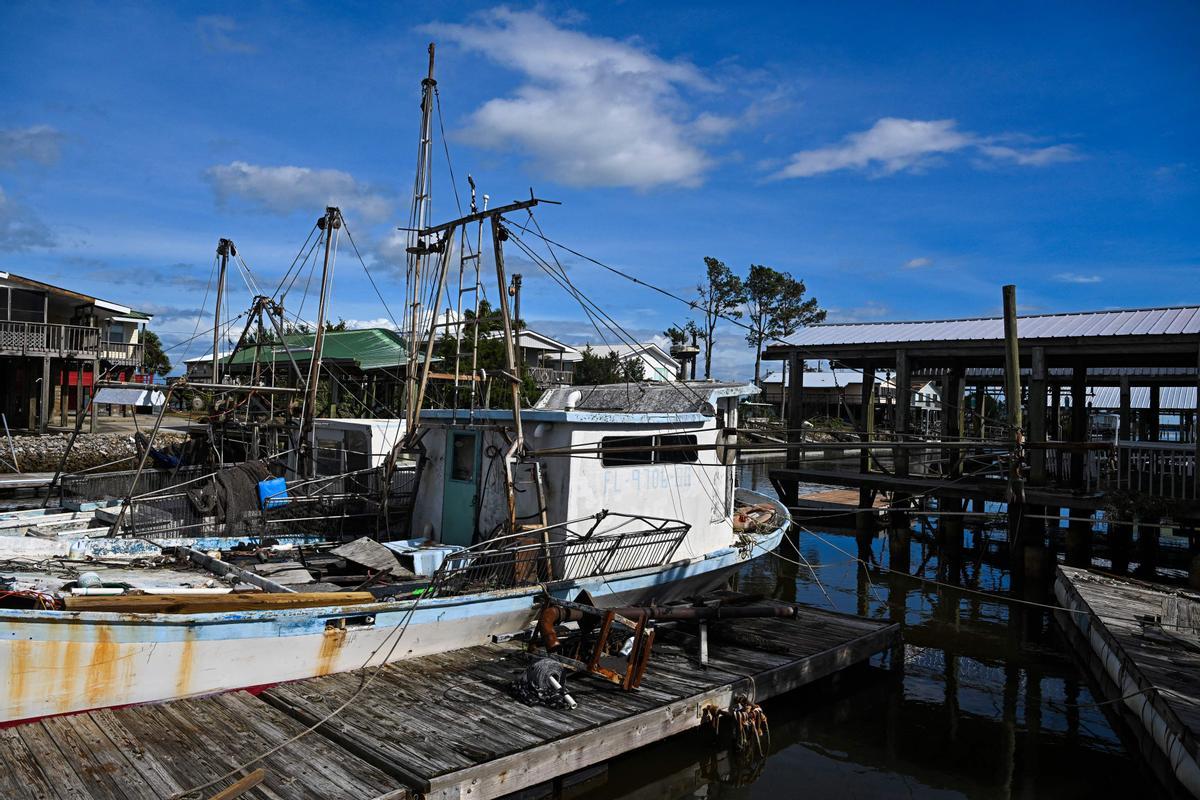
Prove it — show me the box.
[0,322,144,365]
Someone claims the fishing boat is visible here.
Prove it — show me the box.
[0,44,789,725]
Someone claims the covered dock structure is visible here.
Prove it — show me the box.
[764,303,1200,576]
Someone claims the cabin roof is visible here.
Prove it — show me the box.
[536,381,756,414]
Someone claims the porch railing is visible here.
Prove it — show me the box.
[0,322,143,364]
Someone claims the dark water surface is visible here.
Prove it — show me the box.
[571,460,1152,800]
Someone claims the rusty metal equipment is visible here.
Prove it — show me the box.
[529,597,656,690]
[528,596,802,691]
[703,693,770,755]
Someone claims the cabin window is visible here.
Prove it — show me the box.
[601,434,698,466]
[449,432,476,481]
[657,434,699,463]
[105,321,127,344]
[601,436,655,466]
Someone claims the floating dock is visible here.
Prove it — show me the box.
[0,601,898,800]
[1054,566,1200,798]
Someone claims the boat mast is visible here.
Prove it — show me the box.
[301,206,341,479]
[213,238,233,387]
[403,43,437,425]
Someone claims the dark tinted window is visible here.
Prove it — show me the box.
[449,432,477,481]
[657,434,699,463]
[601,435,655,466]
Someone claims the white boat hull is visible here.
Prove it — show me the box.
[0,496,787,724]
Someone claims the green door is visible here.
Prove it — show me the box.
[441,430,480,546]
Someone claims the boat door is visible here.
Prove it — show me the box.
[441,429,481,545]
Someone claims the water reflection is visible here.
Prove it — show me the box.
[570,459,1151,800]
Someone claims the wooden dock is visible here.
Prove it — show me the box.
[789,486,889,523]
[1054,566,1200,799]
[0,602,899,800]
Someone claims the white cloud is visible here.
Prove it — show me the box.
[197,15,256,54]
[0,185,56,251]
[424,9,726,189]
[344,317,401,331]
[773,117,1080,179]
[977,143,1081,167]
[1053,272,1102,284]
[0,125,64,168]
[205,161,392,222]
[904,257,933,268]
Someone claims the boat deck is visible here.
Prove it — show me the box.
[0,600,899,800]
[1054,566,1200,798]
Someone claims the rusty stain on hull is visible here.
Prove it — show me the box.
[177,628,195,697]
[7,639,31,719]
[317,626,346,676]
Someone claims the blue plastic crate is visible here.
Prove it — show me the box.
[257,477,290,509]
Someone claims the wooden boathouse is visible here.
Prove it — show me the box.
[764,303,1200,576]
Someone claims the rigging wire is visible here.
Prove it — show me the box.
[516,226,1014,435]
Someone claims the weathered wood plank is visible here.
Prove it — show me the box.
[422,622,900,799]
[63,591,375,613]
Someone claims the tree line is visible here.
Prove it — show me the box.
[664,258,825,384]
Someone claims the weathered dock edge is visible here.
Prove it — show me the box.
[1054,565,1200,798]
[261,616,901,800]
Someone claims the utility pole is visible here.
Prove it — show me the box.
[213,238,234,385]
[302,207,340,478]
[1002,284,1025,555]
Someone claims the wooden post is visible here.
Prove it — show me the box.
[38,356,50,433]
[857,364,877,549]
[1070,367,1086,491]
[1194,340,1200,500]
[785,352,804,471]
[1029,347,1047,485]
[1116,375,1131,493]
[940,367,965,567]
[894,349,910,478]
[1148,385,1161,442]
[57,364,67,427]
[89,359,98,433]
[1002,286,1025,557]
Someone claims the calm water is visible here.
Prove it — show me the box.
[572,460,1153,800]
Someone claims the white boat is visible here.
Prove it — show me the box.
[0,386,787,722]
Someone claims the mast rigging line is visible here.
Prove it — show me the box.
[517,225,1015,435]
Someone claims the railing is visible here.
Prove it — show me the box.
[432,512,691,596]
[0,322,100,357]
[528,366,573,387]
[99,340,145,365]
[0,322,141,363]
[1116,441,1197,501]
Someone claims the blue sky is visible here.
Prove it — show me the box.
[1,1,1197,378]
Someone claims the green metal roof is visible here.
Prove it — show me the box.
[224,328,408,372]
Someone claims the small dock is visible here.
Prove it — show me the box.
[789,485,889,523]
[1054,566,1200,798]
[0,602,898,800]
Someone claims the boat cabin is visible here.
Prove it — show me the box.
[411,382,754,559]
